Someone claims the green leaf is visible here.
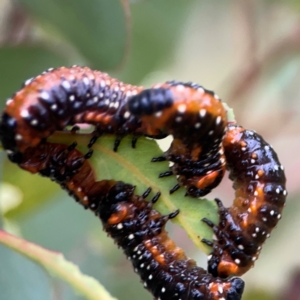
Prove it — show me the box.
[0,230,118,300]
[17,0,129,70]
[49,132,218,254]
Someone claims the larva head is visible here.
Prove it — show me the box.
[0,112,17,152]
[98,181,136,224]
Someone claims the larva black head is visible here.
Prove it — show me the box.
[226,278,245,300]
[128,88,173,116]
[0,112,17,152]
[97,181,136,224]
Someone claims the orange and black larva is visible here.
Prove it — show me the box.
[13,142,244,300]
[128,82,227,198]
[0,66,145,158]
[0,66,245,300]
[127,87,287,277]
[200,125,287,278]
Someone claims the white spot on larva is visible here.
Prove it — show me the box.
[61,80,71,90]
[104,99,110,106]
[175,116,182,122]
[283,190,287,196]
[255,174,260,179]
[126,91,132,97]
[133,246,138,252]
[86,93,90,98]
[241,147,247,151]
[265,145,270,151]
[254,191,258,196]
[83,78,90,86]
[252,256,257,261]
[143,282,147,287]
[83,196,88,201]
[216,116,222,125]
[255,227,260,232]
[69,95,75,101]
[30,119,38,126]
[114,101,119,109]
[51,104,57,111]
[117,223,123,230]
[270,210,275,216]
[93,96,98,103]
[248,208,252,213]
[100,80,106,88]
[124,111,131,119]
[24,78,34,86]
[147,265,151,270]
[251,159,256,164]
[262,231,266,235]
[128,234,134,240]
[238,245,244,250]
[77,187,82,192]
[161,287,166,293]
[127,257,131,261]
[262,217,267,222]
[198,87,205,94]
[137,250,142,255]
[208,130,214,135]
[114,86,119,92]
[276,188,280,194]
[258,246,262,250]
[175,84,185,91]
[234,259,241,265]
[214,94,220,100]
[277,214,281,219]
[248,131,254,135]
[267,233,271,238]
[218,286,223,294]
[177,104,186,113]
[132,255,136,259]
[274,165,279,171]
[140,263,144,268]
[90,203,96,208]
[15,134,22,141]
[194,122,201,129]
[20,110,30,118]
[220,158,225,164]
[208,255,212,261]
[148,274,153,280]
[220,298,226,300]
[155,111,162,118]
[134,268,138,273]
[40,91,50,100]
[199,109,206,118]
[252,233,257,238]
[280,165,284,170]
[138,255,143,260]
[6,98,13,105]
[99,92,104,98]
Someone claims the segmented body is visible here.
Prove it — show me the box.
[0,66,146,157]
[127,88,287,277]
[202,125,287,278]
[0,66,245,299]
[128,82,227,197]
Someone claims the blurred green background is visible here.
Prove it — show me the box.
[0,0,300,299]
